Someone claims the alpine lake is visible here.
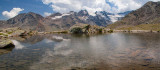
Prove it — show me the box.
[0,33,160,70]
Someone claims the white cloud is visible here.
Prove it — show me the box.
[42,0,111,16]
[44,12,52,16]
[42,0,160,14]
[108,14,124,22]
[108,0,160,13]
[108,0,141,13]
[2,8,24,19]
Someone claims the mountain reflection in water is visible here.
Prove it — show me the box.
[0,33,160,70]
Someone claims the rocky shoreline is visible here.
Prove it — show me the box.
[112,30,160,33]
[0,25,159,49]
[0,27,35,49]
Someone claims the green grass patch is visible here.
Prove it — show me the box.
[7,32,13,34]
[107,23,160,31]
[0,33,8,36]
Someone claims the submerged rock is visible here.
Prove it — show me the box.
[0,46,14,55]
[0,39,15,49]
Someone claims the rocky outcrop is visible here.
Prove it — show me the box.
[0,39,14,49]
[70,24,106,34]
[0,28,37,39]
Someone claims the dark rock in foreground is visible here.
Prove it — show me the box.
[0,39,15,49]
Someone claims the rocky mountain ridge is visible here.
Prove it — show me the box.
[113,1,160,26]
[0,10,130,32]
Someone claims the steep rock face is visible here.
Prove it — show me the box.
[0,21,7,29]
[87,14,110,26]
[7,12,45,31]
[115,1,160,25]
[43,10,112,31]
[43,12,80,31]
[77,10,89,16]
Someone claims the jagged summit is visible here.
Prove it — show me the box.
[0,10,129,31]
[78,10,89,16]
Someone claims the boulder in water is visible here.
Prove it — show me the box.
[0,39,15,49]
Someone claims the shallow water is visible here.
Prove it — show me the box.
[0,33,160,70]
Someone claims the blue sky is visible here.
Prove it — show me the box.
[0,0,53,20]
[0,0,160,20]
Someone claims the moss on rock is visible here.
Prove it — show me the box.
[70,27,83,34]
[0,39,15,49]
[70,24,106,34]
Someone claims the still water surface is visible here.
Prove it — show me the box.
[0,33,160,70]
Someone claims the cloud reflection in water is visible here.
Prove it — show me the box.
[11,40,26,50]
[30,33,160,70]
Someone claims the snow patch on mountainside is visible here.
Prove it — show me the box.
[108,14,124,22]
[52,13,71,20]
